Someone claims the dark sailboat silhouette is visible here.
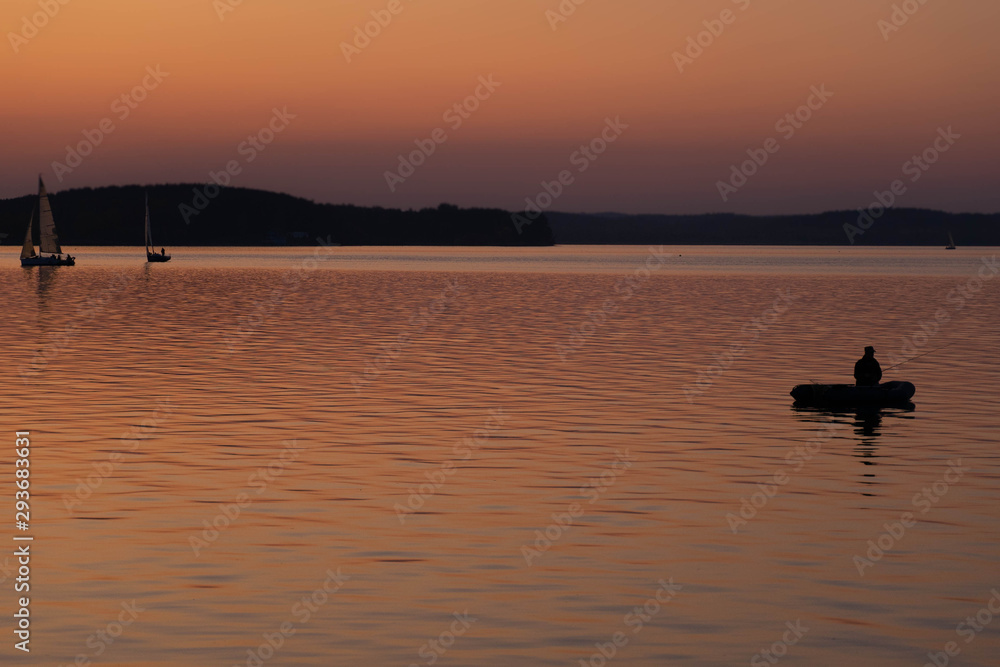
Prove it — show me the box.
[144,194,171,262]
[20,177,75,267]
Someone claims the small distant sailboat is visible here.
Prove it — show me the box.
[144,194,171,262]
[21,176,75,267]
[945,232,957,250]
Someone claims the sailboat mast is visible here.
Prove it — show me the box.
[145,194,152,251]
[37,176,62,255]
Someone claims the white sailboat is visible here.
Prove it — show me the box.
[144,193,170,262]
[20,176,75,267]
[945,232,956,250]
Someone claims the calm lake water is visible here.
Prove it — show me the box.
[1,246,998,666]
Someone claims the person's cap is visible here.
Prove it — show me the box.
[865,345,875,354]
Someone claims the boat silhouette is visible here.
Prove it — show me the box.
[144,193,171,262]
[790,380,915,407]
[20,177,75,267]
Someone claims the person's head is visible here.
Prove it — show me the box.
[864,345,876,356]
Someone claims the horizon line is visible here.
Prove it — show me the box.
[3,182,999,219]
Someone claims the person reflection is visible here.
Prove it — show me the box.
[854,407,883,440]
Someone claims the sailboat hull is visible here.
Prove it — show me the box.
[21,255,75,267]
[146,252,171,263]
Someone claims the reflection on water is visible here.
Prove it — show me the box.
[792,403,917,442]
[31,264,60,303]
[0,247,998,666]
[792,404,919,497]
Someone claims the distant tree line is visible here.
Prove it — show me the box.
[0,184,555,247]
[2,184,995,247]
[546,210,1000,245]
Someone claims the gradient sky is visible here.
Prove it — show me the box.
[2,0,997,214]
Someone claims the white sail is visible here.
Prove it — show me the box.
[20,211,36,260]
[145,193,152,250]
[38,177,62,255]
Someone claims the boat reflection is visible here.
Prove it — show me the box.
[26,264,61,311]
[792,402,915,442]
[792,403,915,495]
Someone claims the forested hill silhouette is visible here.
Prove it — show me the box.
[547,210,1000,245]
[3,184,997,246]
[0,184,555,247]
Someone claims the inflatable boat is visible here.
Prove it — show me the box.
[790,381,915,406]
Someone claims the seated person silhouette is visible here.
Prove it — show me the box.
[854,346,883,386]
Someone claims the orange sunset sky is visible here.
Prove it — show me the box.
[2,0,997,214]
